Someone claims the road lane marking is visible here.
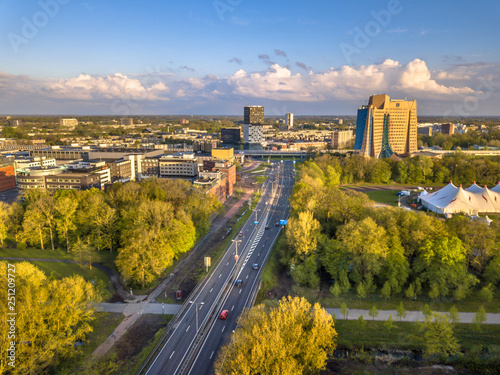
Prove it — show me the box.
[210,288,213,293]
[239,289,242,294]
[210,351,214,359]
[231,305,234,311]
[199,305,203,310]
[169,351,175,359]
[258,253,260,256]
[226,261,229,266]
[186,325,190,332]
[222,326,225,332]
[219,273,222,278]
[246,275,249,279]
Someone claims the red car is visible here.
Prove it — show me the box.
[219,310,229,320]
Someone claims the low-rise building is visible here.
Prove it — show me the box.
[158,152,198,178]
[0,156,16,192]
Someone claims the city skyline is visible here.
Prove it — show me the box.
[1,0,500,115]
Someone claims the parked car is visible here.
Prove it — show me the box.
[219,310,229,320]
[252,263,259,270]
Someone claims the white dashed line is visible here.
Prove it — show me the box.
[222,326,225,332]
[210,351,214,359]
[210,288,213,293]
[169,351,175,359]
[186,325,190,332]
[239,289,242,294]
[246,275,249,279]
[219,274,222,278]
[231,305,235,311]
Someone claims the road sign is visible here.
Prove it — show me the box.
[204,257,211,272]
[254,221,258,224]
[280,219,288,226]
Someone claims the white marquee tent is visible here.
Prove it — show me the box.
[420,182,500,214]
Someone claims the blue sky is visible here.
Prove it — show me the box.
[1,0,500,115]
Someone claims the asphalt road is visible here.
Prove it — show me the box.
[144,161,294,375]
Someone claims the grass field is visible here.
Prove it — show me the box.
[57,312,125,373]
[335,320,500,351]
[364,190,399,204]
[0,246,117,270]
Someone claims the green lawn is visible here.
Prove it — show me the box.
[6,259,114,299]
[255,175,269,184]
[0,246,117,270]
[364,190,399,204]
[57,312,125,373]
[335,320,500,351]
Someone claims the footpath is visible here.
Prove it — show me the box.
[95,303,500,325]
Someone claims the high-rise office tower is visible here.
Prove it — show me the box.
[285,113,294,129]
[243,106,264,143]
[354,94,417,158]
[244,106,264,125]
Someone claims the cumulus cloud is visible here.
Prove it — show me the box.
[1,58,497,115]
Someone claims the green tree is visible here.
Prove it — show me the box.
[369,305,379,320]
[0,261,100,375]
[330,281,342,297]
[214,296,337,375]
[0,202,9,247]
[422,313,459,358]
[356,282,367,299]
[448,306,460,324]
[478,283,494,303]
[340,302,348,320]
[405,283,416,301]
[396,302,407,321]
[385,315,394,332]
[357,314,367,330]
[422,304,432,319]
[381,281,391,303]
[473,306,487,332]
[286,210,321,259]
[55,194,79,252]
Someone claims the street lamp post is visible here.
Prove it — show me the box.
[232,239,241,261]
[189,301,204,332]
[254,209,260,224]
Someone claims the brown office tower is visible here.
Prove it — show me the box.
[441,123,454,135]
[354,94,417,158]
[244,106,264,124]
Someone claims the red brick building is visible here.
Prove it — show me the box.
[0,165,16,192]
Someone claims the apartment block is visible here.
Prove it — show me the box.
[331,130,354,149]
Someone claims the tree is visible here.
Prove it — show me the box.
[330,282,341,297]
[384,315,394,332]
[286,210,321,259]
[422,304,432,319]
[448,306,460,324]
[405,283,416,301]
[478,284,494,303]
[369,305,379,320]
[422,313,459,358]
[381,281,391,303]
[73,238,94,270]
[55,194,78,252]
[473,306,487,332]
[0,261,100,374]
[340,302,348,320]
[214,296,337,375]
[21,202,48,249]
[396,302,407,321]
[356,282,367,299]
[357,314,367,330]
[0,202,9,247]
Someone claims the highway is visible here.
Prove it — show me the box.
[143,161,294,375]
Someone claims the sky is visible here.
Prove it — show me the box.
[1,0,500,116]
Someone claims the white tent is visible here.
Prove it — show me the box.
[417,189,429,202]
[420,182,500,214]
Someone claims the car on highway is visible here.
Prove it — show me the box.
[238,232,243,237]
[275,222,280,227]
[219,310,229,320]
[265,225,269,230]
[252,263,259,270]
[235,279,243,287]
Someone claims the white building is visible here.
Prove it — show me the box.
[15,157,56,170]
[159,152,198,178]
[243,124,264,143]
[60,118,79,129]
